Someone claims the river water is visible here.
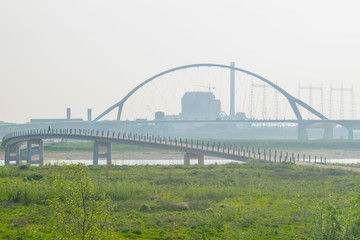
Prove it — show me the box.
[1,158,360,166]
[0,159,241,166]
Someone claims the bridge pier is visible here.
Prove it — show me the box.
[184,153,204,165]
[93,142,112,165]
[26,140,44,166]
[348,128,354,140]
[4,145,25,166]
[323,126,334,140]
[297,123,308,140]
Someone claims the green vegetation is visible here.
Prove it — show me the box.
[48,164,113,239]
[1,163,360,239]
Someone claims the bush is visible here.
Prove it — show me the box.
[26,173,43,181]
[139,203,151,212]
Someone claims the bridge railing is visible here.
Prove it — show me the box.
[4,129,247,157]
[2,128,327,164]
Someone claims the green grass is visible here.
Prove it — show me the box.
[1,163,360,239]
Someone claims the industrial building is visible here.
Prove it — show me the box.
[181,92,221,120]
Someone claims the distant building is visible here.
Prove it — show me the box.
[155,111,165,121]
[180,92,221,120]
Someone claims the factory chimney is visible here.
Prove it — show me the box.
[66,108,71,120]
[87,109,92,121]
[230,62,235,117]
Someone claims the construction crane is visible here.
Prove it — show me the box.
[195,84,216,92]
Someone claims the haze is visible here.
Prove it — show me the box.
[1,0,360,123]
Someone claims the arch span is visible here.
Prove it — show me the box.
[94,63,327,121]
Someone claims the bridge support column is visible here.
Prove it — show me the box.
[26,140,44,166]
[26,140,31,164]
[15,147,21,165]
[323,126,334,140]
[184,153,204,165]
[39,140,44,166]
[4,145,22,166]
[93,142,112,165]
[348,128,354,140]
[297,123,308,140]
[198,155,204,165]
[4,147,10,166]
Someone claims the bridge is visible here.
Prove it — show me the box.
[1,128,321,166]
[104,119,360,140]
[90,63,360,140]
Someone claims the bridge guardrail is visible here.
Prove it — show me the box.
[2,128,327,164]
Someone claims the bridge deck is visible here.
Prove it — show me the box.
[2,129,327,166]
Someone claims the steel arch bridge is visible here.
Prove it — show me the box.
[93,63,328,122]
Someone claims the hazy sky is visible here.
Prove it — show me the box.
[1,0,360,123]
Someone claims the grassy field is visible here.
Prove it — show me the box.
[1,162,360,239]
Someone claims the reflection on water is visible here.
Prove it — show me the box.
[326,159,360,164]
[0,159,359,166]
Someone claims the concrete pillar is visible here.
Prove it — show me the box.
[198,155,204,165]
[184,153,204,165]
[298,123,308,140]
[348,128,354,140]
[4,145,22,166]
[323,126,334,140]
[26,140,32,164]
[106,143,112,165]
[24,140,44,166]
[93,142,112,165]
[16,146,20,166]
[4,147,10,166]
[39,140,44,166]
[184,153,190,165]
[93,142,99,165]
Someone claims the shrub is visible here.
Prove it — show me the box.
[139,203,151,212]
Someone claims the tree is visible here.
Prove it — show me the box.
[48,164,113,240]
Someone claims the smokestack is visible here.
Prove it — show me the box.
[230,62,235,117]
[87,109,92,121]
[66,108,71,120]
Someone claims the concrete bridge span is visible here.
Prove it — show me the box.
[2,128,257,166]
